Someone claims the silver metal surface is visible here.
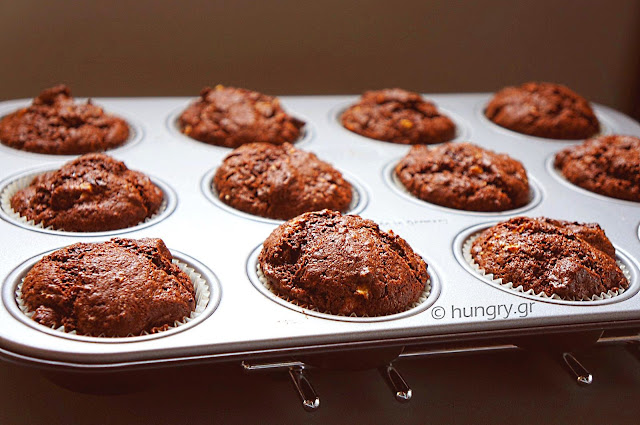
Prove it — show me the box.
[380,364,412,402]
[288,366,320,411]
[241,360,305,372]
[562,352,593,386]
[0,94,639,369]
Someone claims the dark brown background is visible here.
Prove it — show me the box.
[1,0,640,118]
[1,1,640,424]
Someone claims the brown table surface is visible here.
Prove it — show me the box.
[1,343,639,425]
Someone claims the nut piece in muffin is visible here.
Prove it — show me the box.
[554,135,640,202]
[21,238,195,337]
[0,85,130,154]
[9,153,163,232]
[214,142,353,219]
[470,217,628,300]
[178,85,305,148]
[341,88,456,144]
[484,82,599,139]
[258,210,429,316]
[395,142,530,212]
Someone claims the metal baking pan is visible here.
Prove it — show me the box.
[0,93,639,371]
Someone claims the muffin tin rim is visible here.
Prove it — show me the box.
[383,157,544,217]
[0,164,178,237]
[1,247,221,344]
[200,165,369,225]
[328,99,472,147]
[164,103,315,150]
[473,98,613,142]
[452,221,640,306]
[0,100,145,159]
[245,243,441,323]
[545,153,640,207]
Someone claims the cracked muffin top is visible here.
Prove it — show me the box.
[0,85,130,154]
[340,88,456,144]
[21,238,195,337]
[554,135,640,202]
[258,210,429,316]
[10,153,163,232]
[395,142,530,211]
[213,142,352,220]
[470,217,627,300]
[484,82,599,139]
[178,85,305,148]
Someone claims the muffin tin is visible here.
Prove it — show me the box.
[0,93,639,370]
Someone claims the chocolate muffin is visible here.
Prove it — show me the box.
[484,82,599,139]
[554,135,640,202]
[178,85,305,148]
[213,142,352,219]
[0,85,130,154]
[340,88,456,144]
[470,217,628,300]
[258,210,429,316]
[9,153,163,232]
[21,238,195,337]
[395,142,530,212]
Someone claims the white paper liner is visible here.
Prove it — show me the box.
[256,261,431,317]
[15,258,210,337]
[462,232,631,302]
[0,171,168,232]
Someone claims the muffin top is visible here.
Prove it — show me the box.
[21,238,195,337]
[340,88,456,144]
[484,82,599,139]
[395,142,530,212]
[10,153,163,232]
[554,135,640,202]
[213,142,352,219]
[178,85,305,148]
[258,210,429,316]
[470,217,627,300]
[0,85,130,154]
